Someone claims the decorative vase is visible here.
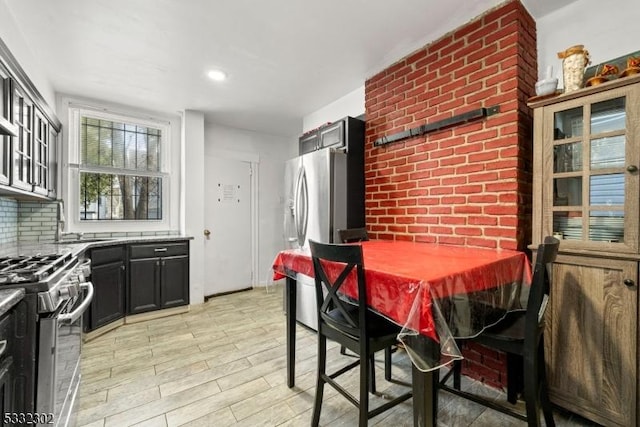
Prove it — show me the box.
[557,45,590,93]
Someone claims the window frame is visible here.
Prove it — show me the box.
[65,104,171,232]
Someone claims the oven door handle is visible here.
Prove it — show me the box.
[58,282,94,325]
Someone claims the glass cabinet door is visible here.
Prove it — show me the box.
[0,65,10,185]
[547,85,639,251]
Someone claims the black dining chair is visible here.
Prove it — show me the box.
[439,236,560,427]
[337,227,396,391]
[309,240,412,427]
[338,227,369,244]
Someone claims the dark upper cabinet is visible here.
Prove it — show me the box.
[32,108,52,196]
[0,64,11,185]
[1,40,60,199]
[47,125,57,199]
[299,129,319,155]
[298,116,364,155]
[11,83,33,192]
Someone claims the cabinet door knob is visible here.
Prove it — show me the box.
[623,279,635,287]
[626,165,638,173]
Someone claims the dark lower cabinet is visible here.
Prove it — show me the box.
[160,256,189,308]
[128,241,190,315]
[86,246,126,331]
[128,258,161,314]
[0,357,14,424]
[84,241,189,329]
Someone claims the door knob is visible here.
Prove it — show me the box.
[626,165,638,173]
[623,279,635,287]
[204,229,211,239]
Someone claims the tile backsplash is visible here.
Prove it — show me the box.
[0,196,179,244]
[0,198,18,244]
[18,200,58,242]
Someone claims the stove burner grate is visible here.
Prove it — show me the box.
[0,253,74,285]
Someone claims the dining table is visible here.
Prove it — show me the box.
[272,239,532,427]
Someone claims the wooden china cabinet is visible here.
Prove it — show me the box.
[530,74,640,427]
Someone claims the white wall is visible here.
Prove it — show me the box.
[302,86,365,132]
[0,0,55,109]
[204,123,296,286]
[183,111,206,304]
[534,0,637,85]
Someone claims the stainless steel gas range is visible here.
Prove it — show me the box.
[0,251,94,427]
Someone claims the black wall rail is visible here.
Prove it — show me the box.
[373,105,500,147]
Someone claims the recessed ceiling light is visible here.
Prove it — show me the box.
[207,69,227,82]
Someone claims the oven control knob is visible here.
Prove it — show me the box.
[59,285,79,299]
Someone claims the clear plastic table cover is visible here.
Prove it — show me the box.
[272,240,532,372]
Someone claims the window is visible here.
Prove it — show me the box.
[75,112,167,221]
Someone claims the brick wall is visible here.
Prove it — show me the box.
[363,0,537,388]
[364,0,536,251]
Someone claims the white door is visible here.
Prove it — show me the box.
[204,155,252,296]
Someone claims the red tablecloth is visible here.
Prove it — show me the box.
[272,240,532,371]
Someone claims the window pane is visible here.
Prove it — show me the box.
[113,130,125,168]
[591,97,625,134]
[148,135,159,171]
[554,142,582,172]
[99,126,112,166]
[554,177,582,206]
[136,133,147,170]
[591,136,625,169]
[590,174,624,206]
[85,124,100,165]
[80,172,162,220]
[553,211,582,240]
[589,212,624,242]
[81,116,162,172]
[125,132,137,169]
[554,107,583,139]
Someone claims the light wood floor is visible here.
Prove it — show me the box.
[77,286,598,427]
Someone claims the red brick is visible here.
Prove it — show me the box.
[441,196,467,205]
[454,205,482,214]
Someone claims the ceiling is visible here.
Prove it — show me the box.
[6,0,577,137]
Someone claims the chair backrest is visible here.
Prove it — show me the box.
[525,236,560,344]
[309,239,367,338]
[338,227,369,243]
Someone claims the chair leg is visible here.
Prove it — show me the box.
[506,353,523,404]
[452,359,461,390]
[368,354,377,394]
[340,345,347,356]
[523,348,543,427]
[537,343,555,427]
[359,351,370,427]
[311,335,327,427]
[384,347,392,381]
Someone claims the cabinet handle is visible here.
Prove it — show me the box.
[154,248,168,252]
[121,265,125,271]
[623,279,635,287]
[0,340,6,357]
[626,165,638,173]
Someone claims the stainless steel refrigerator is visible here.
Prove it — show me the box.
[283,147,364,329]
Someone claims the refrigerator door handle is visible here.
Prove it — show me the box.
[295,166,309,246]
[293,166,302,245]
